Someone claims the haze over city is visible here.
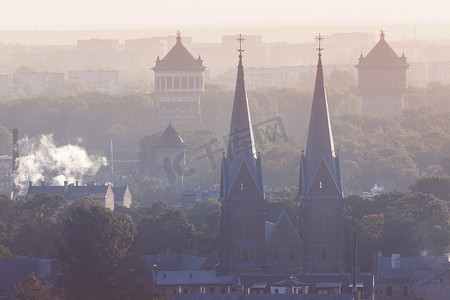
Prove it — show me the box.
[0,1,448,299]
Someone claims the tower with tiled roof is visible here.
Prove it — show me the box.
[356,30,409,117]
[299,35,345,273]
[153,122,188,192]
[152,32,206,129]
[220,36,265,269]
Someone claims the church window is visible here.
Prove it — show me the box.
[243,250,248,262]
[387,286,392,297]
[195,76,199,89]
[314,211,323,240]
[156,77,160,90]
[319,180,328,191]
[189,77,194,89]
[239,182,249,192]
[321,249,327,261]
[174,77,180,89]
[274,250,280,262]
[289,250,295,261]
[167,77,172,89]
[182,77,187,89]
[161,77,165,89]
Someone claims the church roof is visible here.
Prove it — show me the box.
[300,49,343,198]
[154,122,186,147]
[221,47,263,200]
[356,31,409,69]
[152,32,206,72]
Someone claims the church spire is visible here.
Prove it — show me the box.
[226,34,256,164]
[221,34,262,200]
[301,34,342,198]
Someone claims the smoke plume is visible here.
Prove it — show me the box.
[16,134,107,189]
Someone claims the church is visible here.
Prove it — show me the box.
[219,35,345,274]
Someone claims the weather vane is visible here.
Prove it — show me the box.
[315,33,324,56]
[236,34,245,57]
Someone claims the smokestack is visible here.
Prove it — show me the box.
[12,129,19,199]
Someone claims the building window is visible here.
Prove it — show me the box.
[243,250,248,262]
[403,286,408,297]
[274,250,280,262]
[182,77,187,89]
[160,288,165,295]
[174,77,180,89]
[156,77,160,90]
[189,77,194,89]
[321,249,327,261]
[167,77,172,89]
[195,76,199,89]
[184,287,189,294]
[209,287,214,294]
[221,287,227,294]
[239,182,249,192]
[275,289,279,294]
[387,286,392,297]
[319,180,328,191]
[161,77,165,89]
[289,250,295,261]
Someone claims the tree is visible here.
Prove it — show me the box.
[409,176,450,204]
[137,201,193,254]
[186,199,221,253]
[56,203,145,299]
[15,272,52,300]
[10,193,67,257]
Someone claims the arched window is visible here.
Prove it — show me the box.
[274,250,280,262]
[321,249,327,261]
[289,250,295,261]
[242,250,248,263]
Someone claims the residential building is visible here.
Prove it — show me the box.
[25,181,125,211]
[68,70,119,93]
[374,253,450,300]
[12,72,64,96]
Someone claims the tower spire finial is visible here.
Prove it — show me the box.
[236,34,245,59]
[380,27,385,40]
[315,33,324,57]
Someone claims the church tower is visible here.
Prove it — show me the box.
[356,30,409,117]
[220,36,265,270]
[299,35,345,273]
[152,32,206,129]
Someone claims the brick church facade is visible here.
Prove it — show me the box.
[219,39,345,274]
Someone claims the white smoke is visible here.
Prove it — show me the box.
[16,134,107,189]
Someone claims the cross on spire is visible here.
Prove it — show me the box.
[315,33,324,57]
[236,34,245,58]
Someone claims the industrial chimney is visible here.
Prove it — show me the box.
[12,129,19,200]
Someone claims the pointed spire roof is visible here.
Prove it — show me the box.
[221,36,263,199]
[154,122,186,147]
[152,32,206,72]
[300,38,342,198]
[356,30,409,69]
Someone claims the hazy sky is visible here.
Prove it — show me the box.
[3,0,450,30]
